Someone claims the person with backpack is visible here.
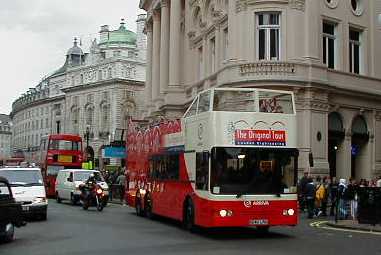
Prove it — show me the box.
[315,176,325,217]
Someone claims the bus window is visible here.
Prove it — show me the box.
[149,155,179,180]
[213,90,255,112]
[258,91,293,114]
[184,98,198,118]
[197,91,211,114]
[196,152,209,190]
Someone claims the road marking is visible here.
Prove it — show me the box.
[310,221,381,236]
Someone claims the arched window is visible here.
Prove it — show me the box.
[352,115,367,135]
[98,70,102,80]
[100,104,110,131]
[86,106,94,127]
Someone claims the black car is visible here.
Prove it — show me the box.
[0,177,26,242]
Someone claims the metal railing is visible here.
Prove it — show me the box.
[335,187,381,225]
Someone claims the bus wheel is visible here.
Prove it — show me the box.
[183,199,196,232]
[256,226,270,234]
[56,193,62,203]
[144,194,154,220]
[135,198,144,216]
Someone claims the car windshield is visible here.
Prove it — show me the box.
[0,170,44,186]
[210,148,296,195]
[74,172,103,182]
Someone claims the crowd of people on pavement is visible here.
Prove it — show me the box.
[101,168,126,204]
[298,172,381,219]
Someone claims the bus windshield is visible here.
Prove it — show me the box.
[210,147,296,195]
[213,90,256,112]
[49,140,81,151]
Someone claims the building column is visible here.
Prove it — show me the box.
[160,0,170,94]
[145,21,153,108]
[169,0,181,87]
[304,0,320,61]
[152,10,161,102]
[336,134,352,179]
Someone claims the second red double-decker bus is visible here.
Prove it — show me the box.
[40,134,83,197]
[126,88,299,232]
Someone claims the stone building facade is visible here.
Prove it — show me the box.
[11,16,147,165]
[0,114,12,162]
[140,0,381,180]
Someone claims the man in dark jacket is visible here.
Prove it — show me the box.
[305,177,316,219]
[298,172,309,212]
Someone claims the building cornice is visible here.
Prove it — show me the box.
[61,78,144,93]
[11,95,65,116]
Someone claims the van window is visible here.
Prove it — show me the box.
[74,172,103,182]
[0,170,43,186]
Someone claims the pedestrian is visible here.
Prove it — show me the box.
[377,176,381,187]
[116,172,126,204]
[346,178,358,220]
[298,171,309,212]
[305,177,316,219]
[320,176,329,216]
[337,178,348,219]
[315,176,325,217]
[329,177,338,216]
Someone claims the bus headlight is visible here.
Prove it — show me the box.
[287,209,295,216]
[283,209,295,216]
[219,209,233,217]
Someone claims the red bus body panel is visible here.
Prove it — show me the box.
[126,120,298,228]
[41,134,83,197]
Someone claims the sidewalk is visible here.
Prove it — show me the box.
[326,220,381,233]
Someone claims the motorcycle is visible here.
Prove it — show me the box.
[79,182,106,212]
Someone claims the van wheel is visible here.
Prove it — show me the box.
[56,193,62,203]
[70,194,77,205]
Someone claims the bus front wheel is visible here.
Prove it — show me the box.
[183,199,196,232]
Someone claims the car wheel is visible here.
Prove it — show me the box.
[40,211,48,221]
[56,192,62,203]
[3,223,15,242]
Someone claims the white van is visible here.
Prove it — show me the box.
[0,167,48,220]
[55,169,109,204]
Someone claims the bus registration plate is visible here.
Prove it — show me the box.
[58,155,72,163]
[249,219,268,225]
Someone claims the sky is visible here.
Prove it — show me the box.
[0,0,143,114]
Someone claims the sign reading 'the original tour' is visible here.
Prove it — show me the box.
[234,130,286,146]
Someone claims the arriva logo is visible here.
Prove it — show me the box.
[252,201,270,206]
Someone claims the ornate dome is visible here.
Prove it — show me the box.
[99,19,137,46]
[66,38,84,56]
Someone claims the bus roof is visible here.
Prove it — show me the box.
[48,134,82,142]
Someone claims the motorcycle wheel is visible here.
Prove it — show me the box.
[82,200,89,210]
[97,203,103,212]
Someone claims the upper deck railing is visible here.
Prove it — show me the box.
[183,88,295,119]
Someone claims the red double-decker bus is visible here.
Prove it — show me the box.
[40,134,83,197]
[126,88,299,232]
